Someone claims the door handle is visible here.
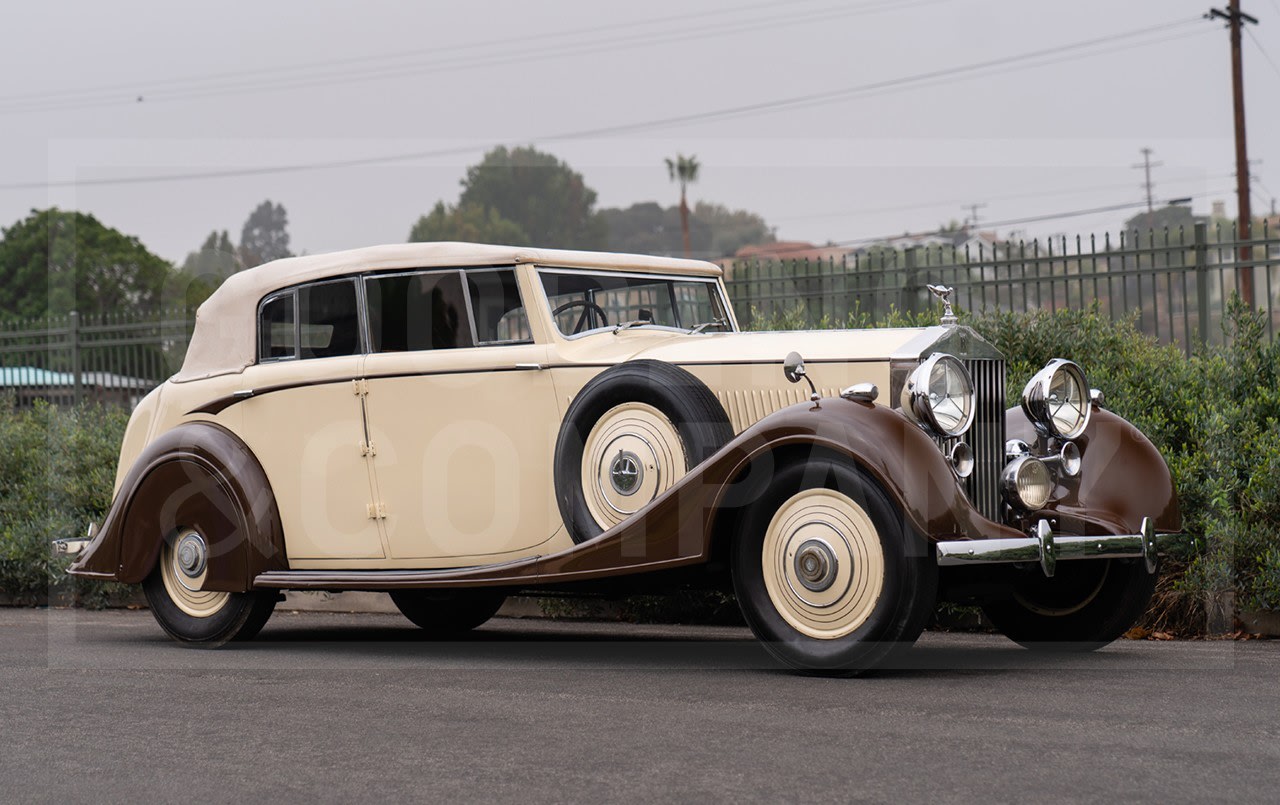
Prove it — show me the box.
[514,363,547,371]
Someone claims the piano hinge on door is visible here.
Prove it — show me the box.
[352,378,370,396]
[366,502,387,519]
[359,439,376,457]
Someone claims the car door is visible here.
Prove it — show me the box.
[361,267,563,562]
[235,278,386,562]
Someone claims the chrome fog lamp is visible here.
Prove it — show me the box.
[948,442,975,479]
[1002,456,1053,511]
[1059,440,1082,477]
[900,353,975,437]
[1021,359,1091,439]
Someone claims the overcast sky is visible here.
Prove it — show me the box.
[2,0,1277,263]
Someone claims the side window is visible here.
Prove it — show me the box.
[259,292,297,361]
[467,270,532,344]
[366,270,475,352]
[298,280,361,359]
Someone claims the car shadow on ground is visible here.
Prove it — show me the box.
[231,616,1172,676]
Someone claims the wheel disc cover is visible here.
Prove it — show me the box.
[581,402,687,530]
[160,529,230,618]
[761,489,885,640]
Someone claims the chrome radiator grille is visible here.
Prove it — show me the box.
[938,359,1007,521]
[962,358,1007,521]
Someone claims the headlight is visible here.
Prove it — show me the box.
[900,353,975,437]
[1002,456,1053,510]
[1021,359,1091,439]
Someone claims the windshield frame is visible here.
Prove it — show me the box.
[536,266,738,340]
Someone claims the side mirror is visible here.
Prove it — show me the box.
[783,351,807,384]
[783,351,820,405]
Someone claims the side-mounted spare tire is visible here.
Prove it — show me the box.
[554,360,734,544]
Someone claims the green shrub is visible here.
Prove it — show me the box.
[0,400,131,606]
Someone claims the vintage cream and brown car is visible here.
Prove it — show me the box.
[61,243,1182,672]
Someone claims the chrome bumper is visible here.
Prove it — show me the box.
[52,537,92,557]
[52,523,97,558]
[935,517,1184,578]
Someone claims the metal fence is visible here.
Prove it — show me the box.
[0,311,191,408]
[725,221,1280,350]
[3,222,1278,408]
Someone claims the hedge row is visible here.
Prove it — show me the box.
[0,400,131,606]
[3,302,1276,630]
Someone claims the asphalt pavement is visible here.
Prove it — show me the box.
[2,608,1277,803]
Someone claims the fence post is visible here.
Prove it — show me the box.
[1194,222,1210,346]
[69,310,82,404]
[902,247,919,316]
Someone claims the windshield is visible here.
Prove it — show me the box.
[539,269,733,337]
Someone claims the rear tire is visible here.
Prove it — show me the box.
[389,589,507,638]
[980,558,1158,652]
[141,529,276,647]
[731,458,937,675]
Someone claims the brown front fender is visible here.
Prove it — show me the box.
[69,422,287,591]
[1007,405,1181,536]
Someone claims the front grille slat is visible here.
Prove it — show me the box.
[965,358,1006,522]
[938,359,1005,521]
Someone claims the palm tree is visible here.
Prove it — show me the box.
[665,154,700,257]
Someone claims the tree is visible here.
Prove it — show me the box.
[407,201,530,245]
[664,154,700,257]
[181,230,238,281]
[599,200,773,258]
[455,146,606,249]
[239,200,292,268]
[0,208,177,320]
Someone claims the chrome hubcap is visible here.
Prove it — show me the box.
[174,532,207,579]
[793,538,839,592]
[608,450,644,496]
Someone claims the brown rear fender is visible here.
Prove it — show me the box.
[69,422,287,591]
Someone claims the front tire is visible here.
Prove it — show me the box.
[141,529,277,647]
[980,558,1158,651]
[731,458,937,675]
[390,589,507,638]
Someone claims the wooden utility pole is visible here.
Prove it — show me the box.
[1132,147,1162,215]
[962,202,986,230]
[1208,2,1259,306]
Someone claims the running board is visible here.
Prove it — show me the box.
[253,557,538,590]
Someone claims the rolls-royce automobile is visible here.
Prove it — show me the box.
[57,243,1182,673]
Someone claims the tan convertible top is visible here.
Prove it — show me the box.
[175,242,723,383]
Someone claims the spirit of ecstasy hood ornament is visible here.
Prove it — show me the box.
[926,284,957,325]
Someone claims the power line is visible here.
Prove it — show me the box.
[0,16,1207,192]
[770,172,1238,224]
[757,188,1235,259]
[1244,26,1280,79]
[0,0,935,115]
[0,0,842,105]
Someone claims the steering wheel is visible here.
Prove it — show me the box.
[552,299,609,334]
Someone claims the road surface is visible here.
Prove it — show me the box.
[2,609,1276,802]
